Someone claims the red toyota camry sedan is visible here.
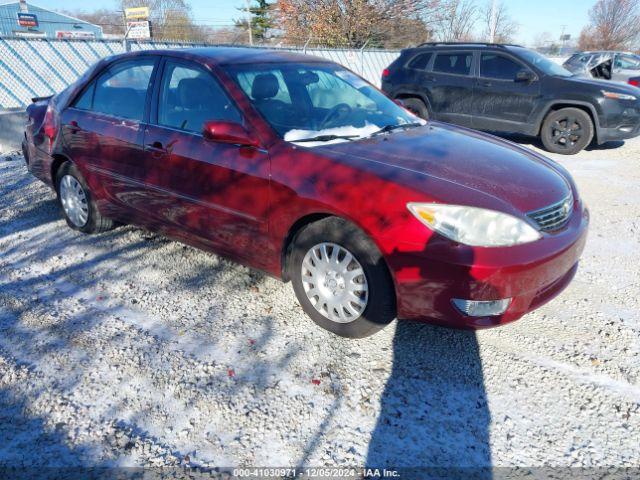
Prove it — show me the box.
[23,48,589,338]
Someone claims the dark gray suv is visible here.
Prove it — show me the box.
[382,42,640,154]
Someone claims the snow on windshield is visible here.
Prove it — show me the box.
[284,118,427,147]
[284,123,381,147]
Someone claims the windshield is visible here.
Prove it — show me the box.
[508,47,574,77]
[225,62,424,145]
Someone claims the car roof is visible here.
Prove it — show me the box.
[119,46,332,66]
[578,50,637,55]
[411,42,524,50]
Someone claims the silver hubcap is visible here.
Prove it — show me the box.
[301,242,368,323]
[59,175,89,227]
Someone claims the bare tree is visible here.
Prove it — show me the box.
[276,0,438,48]
[578,0,640,50]
[533,31,553,49]
[61,9,125,36]
[120,0,207,41]
[431,0,478,42]
[481,0,517,43]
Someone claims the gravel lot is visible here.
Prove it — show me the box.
[0,135,639,471]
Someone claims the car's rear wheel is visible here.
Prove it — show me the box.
[55,161,114,234]
[540,107,594,155]
[289,217,396,338]
[400,97,429,120]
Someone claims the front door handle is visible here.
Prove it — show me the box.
[479,80,492,87]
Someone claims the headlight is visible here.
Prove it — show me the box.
[407,203,542,247]
[602,90,637,101]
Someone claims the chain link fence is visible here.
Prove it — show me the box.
[0,36,400,110]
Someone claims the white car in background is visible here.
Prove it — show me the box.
[563,51,640,86]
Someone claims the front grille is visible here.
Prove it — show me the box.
[527,193,573,232]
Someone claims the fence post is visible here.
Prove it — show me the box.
[359,39,370,76]
[303,34,312,55]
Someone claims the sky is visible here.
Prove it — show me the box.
[24,0,597,47]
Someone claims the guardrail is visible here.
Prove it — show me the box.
[0,37,401,110]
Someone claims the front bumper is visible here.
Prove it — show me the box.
[598,101,640,143]
[388,204,589,329]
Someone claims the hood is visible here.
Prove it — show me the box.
[564,75,640,94]
[315,122,572,213]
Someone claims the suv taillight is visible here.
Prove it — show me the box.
[42,104,59,154]
[629,79,640,88]
[382,68,390,78]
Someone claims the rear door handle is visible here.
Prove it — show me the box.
[146,141,167,153]
[479,80,492,87]
[67,120,82,133]
[425,75,436,82]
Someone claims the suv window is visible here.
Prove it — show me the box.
[433,52,472,75]
[407,53,432,70]
[92,60,155,121]
[158,61,242,133]
[480,53,524,80]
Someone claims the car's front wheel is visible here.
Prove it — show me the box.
[540,107,594,155]
[400,97,429,120]
[289,217,396,338]
[55,161,114,234]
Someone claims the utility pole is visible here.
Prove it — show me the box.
[120,10,130,52]
[560,24,567,52]
[489,0,497,43]
[244,0,253,46]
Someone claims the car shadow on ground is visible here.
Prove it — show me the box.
[366,322,491,474]
[492,132,625,153]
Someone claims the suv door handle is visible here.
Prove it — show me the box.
[424,75,436,82]
[479,80,492,87]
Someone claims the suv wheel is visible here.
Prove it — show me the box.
[289,217,396,338]
[55,161,114,233]
[540,107,594,155]
[400,97,429,120]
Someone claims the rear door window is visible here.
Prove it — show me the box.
[92,60,155,121]
[433,52,473,75]
[480,53,525,80]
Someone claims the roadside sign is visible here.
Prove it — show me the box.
[14,30,45,38]
[56,31,96,39]
[17,12,38,27]
[125,7,150,20]
[126,20,151,39]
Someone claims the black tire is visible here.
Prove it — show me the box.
[55,161,114,234]
[540,107,594,155]
[400,97,429,120]
[289,217,396,338]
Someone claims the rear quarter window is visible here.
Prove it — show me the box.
[407,52,432,70]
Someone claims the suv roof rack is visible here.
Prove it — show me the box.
[416,42,523,48]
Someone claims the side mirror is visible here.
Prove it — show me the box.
[515,69,536,83]
[202,121,259,147]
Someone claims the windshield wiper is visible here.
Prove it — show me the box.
[293,134,358,143]
[369,122,423,137]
